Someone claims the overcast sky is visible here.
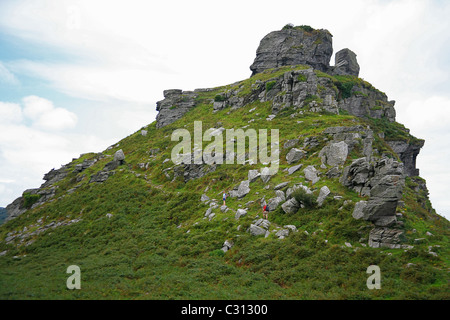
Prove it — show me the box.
[0,0,449,219]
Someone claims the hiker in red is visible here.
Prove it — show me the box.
[262,204,269,220]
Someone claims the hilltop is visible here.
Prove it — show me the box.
[0,25,448,300]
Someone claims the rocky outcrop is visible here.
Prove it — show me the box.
[321,126,374,166]
[155,89,198,128]
[249,26,333,76]
[387,140,424,177]
[6,153,104,222]
[338,90,396,123]
[331,48,360,77]
[342,156,406,247]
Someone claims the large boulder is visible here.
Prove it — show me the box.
[281,198,300,214]
[248,169,261,183]
[286,148,307,164]
[113,149,125,162]
[267,197,284,211]
[319,141,349,167]
[235,209,247,220]
[303,165,319,184]
[250,26,333,76]
[230,180,251,199]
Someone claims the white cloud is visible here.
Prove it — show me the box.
[0,102,23,124]
[0,96,114,208]
[22,95,54,118]
[22,95,78,130]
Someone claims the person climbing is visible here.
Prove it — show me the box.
[222,190,228,206]
[262,203,269,220]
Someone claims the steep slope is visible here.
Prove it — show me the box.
[0,25,448,300]
[0,208,6,225]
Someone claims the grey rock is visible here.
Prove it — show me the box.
[250,27,333,76]
[114,149,125,162]
[275,190,286,201]
[303,165,319,184]
[332,48,360,77]
[281,198,300,214]
[221,240,234,252]
[283,139,299,149]
[267,197,284,211]
[286,148,307,164]
[260,167,272,184]
[254,218,271,229]
[201,194,210,202]
[274,182,289,190]
[230,180,250,199]
[326,166,342,178]
[317,186,331,206]
[284,225,298,232]
[156,90,198,128]
[89,170,114,183]
[235,209,247,220]
[172,159,217,183]
[204,207,213,217]
[287,164,303,175]
[248,169,261,183]
[319,141,348,167]
[276,229,289,239]
[387,140,424,177]
[352,201,368,220]
[369,227,404,249]
[73,159,97,173]
[248,224,267,236]
[141,130,147,136]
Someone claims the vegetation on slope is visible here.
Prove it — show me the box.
[0,67,448,300]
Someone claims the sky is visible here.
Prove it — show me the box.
[0,0,449,219]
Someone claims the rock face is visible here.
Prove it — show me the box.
[250,27,333,76]
[387,140,424,177]
[368,227,404,249]
[342,157,404,227]
[332,48,360,77]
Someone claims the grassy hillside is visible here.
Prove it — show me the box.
[0,66,448,300]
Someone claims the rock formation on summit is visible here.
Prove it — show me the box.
[249,25,360,77]
[249,26,333,76]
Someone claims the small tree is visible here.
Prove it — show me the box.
[292,188,316,209]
